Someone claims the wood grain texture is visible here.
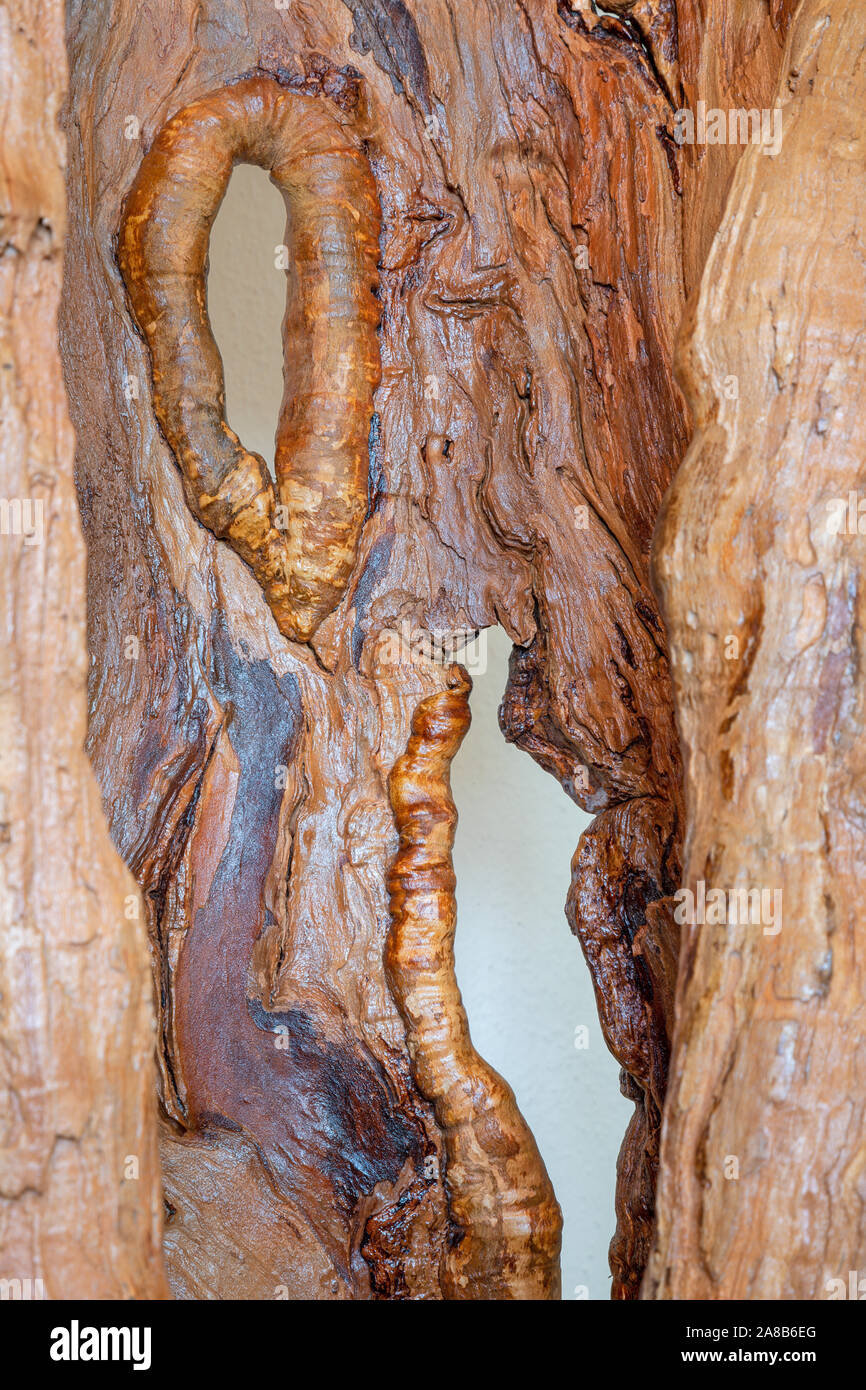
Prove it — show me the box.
[387,666,562,1298]
[648,0,866,1298]
[56,0,825,1298]
[118,75,382,643]
[59,0,700,1299]
[17,0,856,1301]
[0,0,167,1299]
[674,0,795,297]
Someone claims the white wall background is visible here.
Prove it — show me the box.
[208,167,630,1298]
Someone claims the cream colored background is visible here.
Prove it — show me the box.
[208,166,631,1298]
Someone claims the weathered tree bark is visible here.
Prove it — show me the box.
[550,0,794,1295]
[5,0,862,1304]
[674,0,797,297]
[59,0,702,1299]
[33,0,860,1303]
[0,0,167,1299]
[648,0,866,1299]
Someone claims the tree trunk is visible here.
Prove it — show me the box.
[2,0,853,1303]
[0,0,167,1300]
[60,0,697,1299]
[648,0,866,1299]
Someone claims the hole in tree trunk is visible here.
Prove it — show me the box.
[451,624,631,1298]
[208,165,288,480]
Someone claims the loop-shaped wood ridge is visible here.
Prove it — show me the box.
[118,75,382,643]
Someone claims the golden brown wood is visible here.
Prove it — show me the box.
[4,0,861,1303]
[387,666,562,1298]
[60,0,698,1299]
[0,0,167,1300]
[118,75,381,644]
[648,0,866,1298]
[675,0,796,297]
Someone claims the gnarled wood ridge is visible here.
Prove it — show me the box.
[387,666,562,1297]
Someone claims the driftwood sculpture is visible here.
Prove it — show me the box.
[1,0,864,1305]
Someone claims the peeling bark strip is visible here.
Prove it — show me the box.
[648,0,866,1298]
[118,75,381,643]
[386,667,562,1299]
